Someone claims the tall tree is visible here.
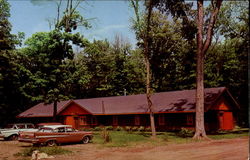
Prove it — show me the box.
[0,0,25,125]
[19,0,90,122]
[152,0,223,139]
[131,0,156,137]
[49,0,90,121]
[193,0,223,139]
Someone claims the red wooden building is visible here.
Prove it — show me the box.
[17,87,239,131]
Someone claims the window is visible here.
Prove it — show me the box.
[159,114,165,125]
[57,127,66,133]
[16,124,25,129]
[135,115,140,126]
[39,128,53,133]
[91,116,98,125]
[113,116,118,126]
[79,116,87,125]
[187,114,194,125]
[27,124,35,129]
[66,127,74,132]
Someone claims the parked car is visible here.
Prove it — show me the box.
[18,125,93,146]
[0,123,37,140]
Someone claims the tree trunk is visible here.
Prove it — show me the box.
[131,0,156,138]
[53,101,57,122]
[145,57,156,138]
[193,0,222,140]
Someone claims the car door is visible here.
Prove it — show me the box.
[54,127,74,143]
[65,127,83,143]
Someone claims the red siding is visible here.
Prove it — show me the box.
[59,103,90,116]
[211,97,232,111]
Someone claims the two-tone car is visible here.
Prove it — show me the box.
[18,125,93,146]
[0,123,37,140]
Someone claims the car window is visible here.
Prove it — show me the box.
[66,127,74,132]
[38,128,53,133]
[16,124,25,129]
[27,124,35,129]
[56,127,66,133]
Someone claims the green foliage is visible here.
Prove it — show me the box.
[105,126,113,131]
[74,37,145,98]
[19,30,88,105]
[138,126,145,132]
[115,126,123,131]
[145,127,151,132]
[14,147,71,157]
[131,126,138,131]
[125,126,132,133]
[177,128,194,138]
[93,126,102,131]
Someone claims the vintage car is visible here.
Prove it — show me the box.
[0,123,37,140]
[18,125,93,146]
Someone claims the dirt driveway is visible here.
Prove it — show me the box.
[0,137,248,160]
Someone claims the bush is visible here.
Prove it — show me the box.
[177,128,194,138]
[115,126,123,131]
[93,126,102,131]
[138,126,145,132]
[145,127,151,132]
[131,127,138,131]
[125,126,132,132]
[106,126,113,131]
[101,128,112,143]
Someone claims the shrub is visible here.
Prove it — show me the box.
[177,128,194,138]
[145,127,151,132]
[93,126,102,131]
[101,128,112,143]
[131,127,138,131]
[138,126,145,132]
[115,126,123,131]
[106,126,113,131]
[125,126,131,132]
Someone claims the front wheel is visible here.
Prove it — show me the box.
[9,134,18,141]
[46,140,57,147]
[82,136,90,144]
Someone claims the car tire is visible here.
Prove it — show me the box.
[9,134,18,141]
[82,136,90,144]
[46,140,57,147]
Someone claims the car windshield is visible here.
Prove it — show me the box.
[16,124,25,129]
[5,124,14,129]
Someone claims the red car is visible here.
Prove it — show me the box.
[18,125,93,146]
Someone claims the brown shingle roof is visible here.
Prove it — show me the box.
[17,101,71,117]
[17,87,238,118]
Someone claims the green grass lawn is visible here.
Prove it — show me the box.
[92,128,249,147]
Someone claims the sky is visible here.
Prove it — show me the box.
[8,0,137,47]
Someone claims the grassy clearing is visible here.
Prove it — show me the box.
[92,128,249,147]
[14,146,72,157]
[93,131,193,147]
[208,128,249,139]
